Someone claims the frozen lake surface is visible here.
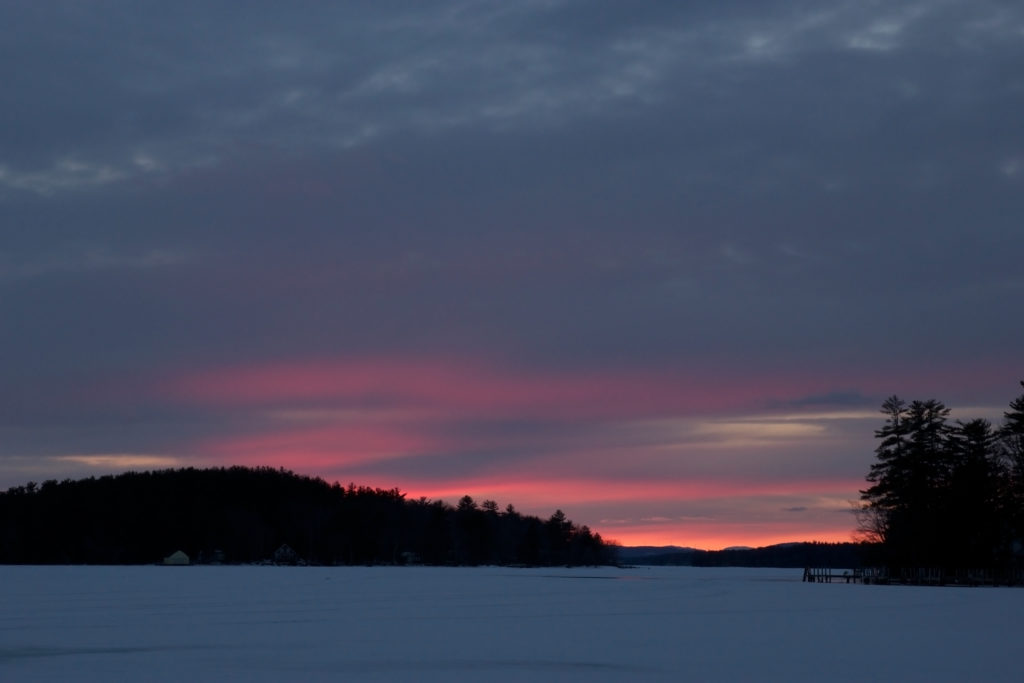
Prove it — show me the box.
[2,564,1021,681]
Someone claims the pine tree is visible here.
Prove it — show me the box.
[860,397,952,566]
[944,418,1002,566]
[1001,381,1024,555]
[859,396,909,544]
[863,396,910,503]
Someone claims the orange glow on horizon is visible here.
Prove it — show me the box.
[393,473,865,506]
[363,475,862,551]
[602,524,857,551]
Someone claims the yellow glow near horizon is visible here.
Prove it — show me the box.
[54,454,184,469]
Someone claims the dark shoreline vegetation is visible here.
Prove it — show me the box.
[634,382,1024,579]
[0,467,616,566]
[856,382,1024,582]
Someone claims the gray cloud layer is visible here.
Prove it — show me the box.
[2,0,1022,482]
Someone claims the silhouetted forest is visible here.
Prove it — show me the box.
[858,382,1024,575]
[0,466,617,566]
[620,542,870,568]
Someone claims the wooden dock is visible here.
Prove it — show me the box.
[802,567,863,583]
[809,567,1024,586]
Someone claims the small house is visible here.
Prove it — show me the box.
[163,550,190,565]
[273,544,302,565]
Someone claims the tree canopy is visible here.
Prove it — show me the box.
[0,466,617,566]
[859,382,1024,572]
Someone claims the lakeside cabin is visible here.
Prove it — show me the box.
[163,550,190,566]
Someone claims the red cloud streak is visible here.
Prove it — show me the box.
[162,356,855,419]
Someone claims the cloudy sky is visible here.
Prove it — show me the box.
[3,0,1022,548]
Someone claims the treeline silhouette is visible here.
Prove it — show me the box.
[858,382,1024,575]
[0,466,617,566]
[626,542,869,568]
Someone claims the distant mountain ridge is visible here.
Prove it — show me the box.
[619,542,873,568]
[616,545,699,558]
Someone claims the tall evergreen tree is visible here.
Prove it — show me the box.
[859,396,909,544]
[1001,381,1024,554]
[861,385,1024,575]
[860,397,952,566]
[943,418,1002,566]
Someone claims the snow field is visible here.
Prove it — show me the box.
[1,565,1021,681]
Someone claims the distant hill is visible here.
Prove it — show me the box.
[621,542,874,568]
[0,466,616,567]
[616,545,699,563]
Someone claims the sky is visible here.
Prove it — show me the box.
[2,0,1022,550]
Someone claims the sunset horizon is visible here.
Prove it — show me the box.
[3,2,1021,556]
[4,350,1017,550]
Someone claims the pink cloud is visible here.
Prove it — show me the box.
[161,355,854,420]
[198,422,452,469]
[393,474,864,506]
[146,354,905,547]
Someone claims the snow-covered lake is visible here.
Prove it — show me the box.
[2,565,1020,681]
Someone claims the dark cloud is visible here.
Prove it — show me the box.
[2,0,1022,544]
[776,392,876,409]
